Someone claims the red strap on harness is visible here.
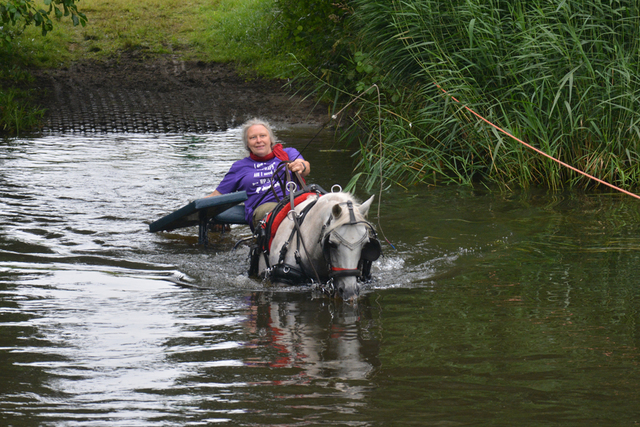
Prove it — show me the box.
[329,267,361,278]
[263,192,318,250]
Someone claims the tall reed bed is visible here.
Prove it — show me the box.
[336,0,640,191]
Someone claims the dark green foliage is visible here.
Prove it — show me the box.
[273,0,353,67]
[1,0,87,136]
[1,0,87,43]
[272,0,369,105]
[288,0,640,191]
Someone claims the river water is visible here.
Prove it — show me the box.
[1,128,639,426]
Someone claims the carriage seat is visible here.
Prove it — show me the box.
[211,204,246,225]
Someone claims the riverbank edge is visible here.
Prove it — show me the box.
[1,51,330,137]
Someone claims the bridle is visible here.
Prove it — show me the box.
[319,200,382,281]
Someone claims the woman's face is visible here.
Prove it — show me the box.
[246,124,273,157]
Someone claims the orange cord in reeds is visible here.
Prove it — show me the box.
[435,83,640,201]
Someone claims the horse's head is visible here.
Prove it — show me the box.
[320,195,381,301]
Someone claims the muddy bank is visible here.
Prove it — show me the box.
[32,52,328,133]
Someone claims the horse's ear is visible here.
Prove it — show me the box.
[359,195,375,217]
[332,203,343,218]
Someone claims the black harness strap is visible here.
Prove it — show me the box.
[260,197,319,282]
[270,199,320,283]
[347,200,357,224]
[269,263,309,286]
[262,184,325,251]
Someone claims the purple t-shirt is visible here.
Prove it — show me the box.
[215,147,304,226]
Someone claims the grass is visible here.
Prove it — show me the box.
[1,0,292,136]
[6,0,289,76]
[0,86,44,134]
[0,64,43,134]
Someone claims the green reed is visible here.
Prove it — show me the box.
[337,0,640,191]
[0,86,44,136]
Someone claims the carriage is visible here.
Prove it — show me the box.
[149,177,381,301]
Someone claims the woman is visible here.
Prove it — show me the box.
[208,118,311,229]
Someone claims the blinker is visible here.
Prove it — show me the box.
[322,233,334,264]
[361,238,382,261]
[322,233,382,265]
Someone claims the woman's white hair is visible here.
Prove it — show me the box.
[241,118,277,151]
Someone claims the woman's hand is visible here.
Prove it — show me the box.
[287,159,310,177]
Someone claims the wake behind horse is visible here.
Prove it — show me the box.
[254,191,381,301]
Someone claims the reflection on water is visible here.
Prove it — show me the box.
[1,282,380,424]
[0,271,380,425]
[242,292,380,379]
[2,129,640,425]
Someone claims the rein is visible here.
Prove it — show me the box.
[252,160,308,210]
[254,183,323,286]
[286,182,322,285]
